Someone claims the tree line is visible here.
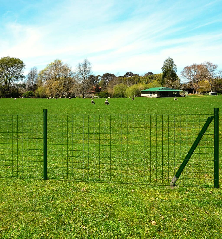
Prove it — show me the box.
[0,56,221,98]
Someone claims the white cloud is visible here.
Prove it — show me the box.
[0,0,222,76]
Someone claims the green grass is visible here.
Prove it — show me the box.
[0,95,221,115]
[0,96,222,238]
[0,180,221,238]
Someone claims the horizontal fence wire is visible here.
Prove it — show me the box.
[0,112,218,187]
[0,114,43,179]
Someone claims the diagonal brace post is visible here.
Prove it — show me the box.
[171,115,214,187]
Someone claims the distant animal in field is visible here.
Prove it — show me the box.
[105,99,109,105]
[91,100,95,104]
[174,98,178,101]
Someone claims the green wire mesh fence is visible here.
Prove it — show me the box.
[0,114,43,179]
[0,109,219,187]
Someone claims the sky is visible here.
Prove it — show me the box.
[0,0,222,78]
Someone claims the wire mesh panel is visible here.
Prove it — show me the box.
[169,114,214,187]
[0,114,43,179]
[0,112,216,187]
[45,113,215,187]
[0,115,14,178]
[17,114,43,179]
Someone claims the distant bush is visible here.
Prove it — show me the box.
[96,91,109,98]
[113,83,127,98]
[22,91,35,98]
[125,83,147,98]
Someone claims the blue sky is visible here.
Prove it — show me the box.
[0,0,222,78]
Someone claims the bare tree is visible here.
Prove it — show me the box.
[181,64,204,93]
[202,62,219,92]
[26,67,38,91]
[76,59,92,98]
[181,62,220,93]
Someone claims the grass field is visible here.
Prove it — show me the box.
[0,96,222,238]
[0,95,221,115]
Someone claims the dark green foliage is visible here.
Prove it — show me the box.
[161,57,179,88]
[0,56,25,97]
[22,91,35,98]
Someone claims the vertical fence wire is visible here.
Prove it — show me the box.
[0,111,218,187]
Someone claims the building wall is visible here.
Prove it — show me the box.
[141,91,180,98]
[141,92,159,98]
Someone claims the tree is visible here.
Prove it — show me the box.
[181,62,220,93]
[140,73,162,85]
[198,80,211,93]
[144,72,153,77]
[86,75,100,95]
[0,56,25,97]
[161,57,179,88]
[181,64,202,93]
[100,73,116,90]
[37,59,76,98]
[124,72,135,77]
[113,83,127,98]
[76,59,92,98]
[215,76,222,93]
[26,67,38,91]
[125,83,147,98]
[202,62,220,92]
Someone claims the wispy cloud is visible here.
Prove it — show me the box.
[0,0,222,76]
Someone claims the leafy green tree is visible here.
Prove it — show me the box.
[215,77,222,93]
[161,57,179,88]
[140,73,162,85]
[125,84,147,98]
[113,83,127,98]
[37,59,76,97]
[146,80,162,89]
[35,86,47,98]
[0,56,25,97]
[198,80,211,93]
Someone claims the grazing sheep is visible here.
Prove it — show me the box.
[91,100,95,104]
[105,99,109,105]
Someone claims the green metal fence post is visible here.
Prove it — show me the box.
[214,108,219,188]
[43,109,48,180]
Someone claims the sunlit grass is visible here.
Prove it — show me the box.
[0,96,221,238]
[0,179,221,238]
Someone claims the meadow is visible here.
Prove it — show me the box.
[0,96,222,238]
[0,95,221,115]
